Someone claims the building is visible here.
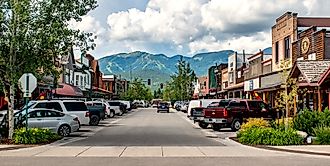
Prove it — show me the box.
[197,76,208,98]
[102,75,129,99]
[289,26,330,112]
[257,12,330,110]
[220,68,229,98]
[244,51,272,100]
[85,54,111,98]
[224,51,252,98]
[209,64,228,98]
[272,12,330,72]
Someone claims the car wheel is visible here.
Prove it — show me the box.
[108,110,115,118]
[89,115,100,126]
[198,122,208,129]
[212,124,221,131]
[58,125,71,137]
[118,110,123,116]
[231,119,241,131]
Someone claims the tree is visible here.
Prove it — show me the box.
[276,60,306,129]
[153,88,163,99]
[120,78,153,101]
[0,0,97,138]
[164,57,197,101]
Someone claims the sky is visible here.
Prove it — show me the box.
[70,0,330,59]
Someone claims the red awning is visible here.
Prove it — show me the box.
[53,83,83,97]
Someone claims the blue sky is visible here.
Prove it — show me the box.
[70,0,330,59]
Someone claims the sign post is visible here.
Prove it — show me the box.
[18,73,37,129]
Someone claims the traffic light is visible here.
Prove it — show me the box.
[147,79,151,85]
[160,83,163,89]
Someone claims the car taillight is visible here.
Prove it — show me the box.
[73,117,79,121]
[223,108,228,117]
[85,112,90,117]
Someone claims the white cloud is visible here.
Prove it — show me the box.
[72,0,330,57]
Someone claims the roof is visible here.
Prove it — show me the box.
[291,60,330,84]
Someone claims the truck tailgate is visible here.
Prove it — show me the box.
[204,108,225,118]
[191,107,204,117]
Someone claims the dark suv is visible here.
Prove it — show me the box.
[157,102,169,113]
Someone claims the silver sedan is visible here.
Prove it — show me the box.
[15,108,80,136]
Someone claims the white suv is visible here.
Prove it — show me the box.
[25,100,90,125]
[107,101,124,116]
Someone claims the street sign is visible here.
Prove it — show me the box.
[18,73,37,98]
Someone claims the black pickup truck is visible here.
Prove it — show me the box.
[86,105,106,126]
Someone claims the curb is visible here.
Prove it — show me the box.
[0,145,36,151]
[255,146,330,157]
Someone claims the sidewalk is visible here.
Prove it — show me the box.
[266,145,330,156]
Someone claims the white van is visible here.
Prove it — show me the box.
[187,99,221,117]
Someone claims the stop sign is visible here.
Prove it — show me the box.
[18,73,37,98]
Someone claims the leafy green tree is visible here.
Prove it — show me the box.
[153,88,163,99]
[0,0,97,138]
[164,57,196,101]
[120,78,153,101]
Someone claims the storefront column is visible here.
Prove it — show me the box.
[262,93,266,102]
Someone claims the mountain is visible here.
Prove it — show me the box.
[98,50,233,88]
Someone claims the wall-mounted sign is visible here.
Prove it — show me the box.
[301,37,310,54]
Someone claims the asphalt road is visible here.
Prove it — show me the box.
[65,108,223,146]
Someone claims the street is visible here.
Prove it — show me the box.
[66,108,223,146]
[1,108,330,166]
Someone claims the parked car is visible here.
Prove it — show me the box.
[152,99,162,108]
[86,104,105,126]
[180,102,189,113]
[14,108,80,136]
[188,99,223,129]
[157,102,170,113]
[120,101,132,111]
[22,100,90,125]
[108,101,124,116]
[86,101,114,118]
[133,100,147,108]
[203,99,274,131]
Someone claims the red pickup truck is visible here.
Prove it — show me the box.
[203,99,274,131]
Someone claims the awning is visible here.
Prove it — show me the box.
[224,82,244,91]
[53,83,83,97]
[254,83,282,92]
[92,86,112,94]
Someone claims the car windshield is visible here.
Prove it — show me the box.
[20,101,37,110]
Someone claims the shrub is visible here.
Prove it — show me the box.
[293,109,330,136]
[314,127,330,145]
[13,128,61,144]
[240,118,270,131]
[270,118,294,130]
[237,127,303,146]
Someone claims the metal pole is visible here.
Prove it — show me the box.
[25,97,29,130]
